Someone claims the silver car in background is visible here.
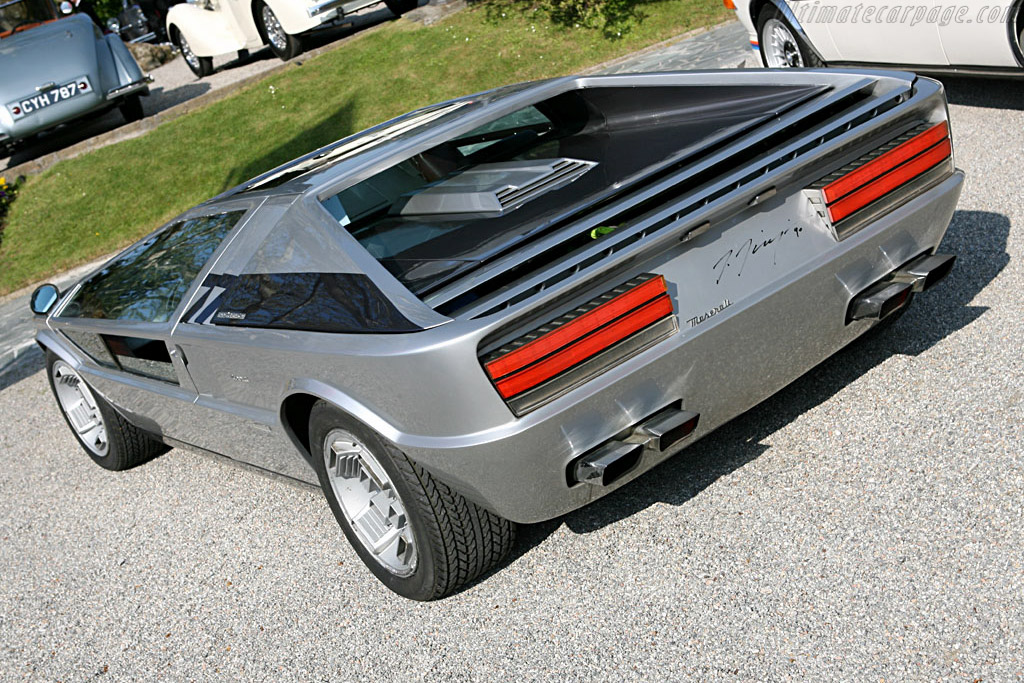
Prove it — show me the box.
[0,0,151,151]
[31,71,962,600]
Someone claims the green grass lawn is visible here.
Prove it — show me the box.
[0,0,731,294]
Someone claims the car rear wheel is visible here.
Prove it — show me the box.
[174,28,213,78]
[119,94,144,123]
[384,0,417,15]
[309,401,516,600]
[257,1,302,61]
[756,4,822,68]
[46,351,167,471]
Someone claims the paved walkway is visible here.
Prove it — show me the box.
[595,20,752,74]
[0,18,756,388]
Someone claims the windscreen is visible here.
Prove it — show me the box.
[0,0,57,34]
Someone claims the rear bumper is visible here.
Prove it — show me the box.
[106,76,153,101]
[1,91,107,140]
[399,170,964,524]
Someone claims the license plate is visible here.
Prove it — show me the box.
[7,77,92,120]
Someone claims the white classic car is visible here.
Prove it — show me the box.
[731,0,1024,76]
[167,0,416,76]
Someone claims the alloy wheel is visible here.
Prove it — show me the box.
[323,429,417,576]
[52,360,109,457]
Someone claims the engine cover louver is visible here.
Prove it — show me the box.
[400,158,597,216]
[481,274,677,416]
[806,121,953,239]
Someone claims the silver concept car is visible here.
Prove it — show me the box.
[32,71,962,600]
[0,0,151,151]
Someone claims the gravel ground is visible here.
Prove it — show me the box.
[1,78,1022,680]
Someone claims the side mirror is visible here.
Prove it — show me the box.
[59,1,74,14]
[29,284,61,316]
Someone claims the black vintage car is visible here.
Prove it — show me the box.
[105,0,173,42]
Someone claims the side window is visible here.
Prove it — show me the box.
[58,211,244,322]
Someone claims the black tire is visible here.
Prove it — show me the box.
[46,351,168,471]
[119,94,144,123]
[309,401,516,600]
[256,1,302,61]
[384,0,417,15]
[756,4,823,68]
[173,27,213,78]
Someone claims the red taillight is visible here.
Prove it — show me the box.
[12,106,20,115]
[482,274,677,413]
[723,0,737,9]
[828,137,952,223]
[810,121,953,230]
[493,295,672,399]
[485,275,668,379]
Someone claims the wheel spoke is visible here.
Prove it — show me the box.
[80,423,107,450]
[323,429,416,576]
[51,361,109,458]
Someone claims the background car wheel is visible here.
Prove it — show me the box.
[46,351,168,471]
[119,94,144,124]
[384,0,417,15]
[756,4,822,68]
[309,401,516,601]
[256,1,302,61]
[173,27,213,78]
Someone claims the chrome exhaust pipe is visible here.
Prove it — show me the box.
[635,408,700,452]
[848,281,914,322]
[890,252,955,292]
[572,442,643,487]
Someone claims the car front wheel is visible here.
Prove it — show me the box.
[309,401,516,600]
[174,28,213,78]
[257,1,302,61]
[46,351,167,471]
[756,4,822,68]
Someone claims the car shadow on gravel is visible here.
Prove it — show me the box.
[510,209,1010,550]
[939,76,1024,111]
[147,81,212,112]
[0,345,44,393]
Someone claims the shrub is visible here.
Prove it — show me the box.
[0,176,21,249]
[482,0,647,38]
[541,0,645,37]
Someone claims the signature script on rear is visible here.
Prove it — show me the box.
[712,226,804,285]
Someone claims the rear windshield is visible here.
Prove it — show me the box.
[318,84,814,296]
[59,211,244,322]
[320,93,596,294]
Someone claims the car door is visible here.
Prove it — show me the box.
[165,195,320,483]
[49,205,254,443]
[938,1,1020,66]
[789,0,948,65]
